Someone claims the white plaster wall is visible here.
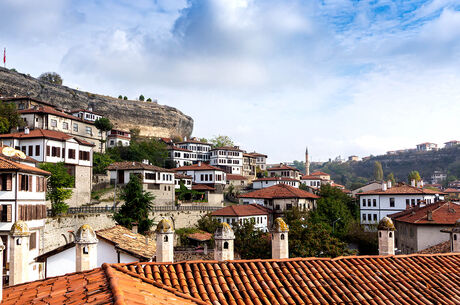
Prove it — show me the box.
[417,225,451,252]
[46,246,75,277]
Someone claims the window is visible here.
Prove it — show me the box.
[389,198,395,207]
[286,204,292,210]
[373,199,376,207]
[35,145,40,156]
[145,173,156,180]
[406,199,410,206]
[46,146,50,157]
[29,232,37,250]
[21,146,26,153]
[73,123,78,132]
[85,126,92,135]
[79,151,90,161]
[62,122,69,130]
[51,119,57,127]
[373,214,377,221]
[362,214,366,221]
[411,199,415,206]
[280,234,285,240]
[18,174,32,192]
[0,174,13,191]
[223,241,229,249]
[28,146,33,156]
[367,199,371,206]
[0,205,12,222]
[68,149,76,159]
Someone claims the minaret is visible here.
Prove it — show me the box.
[9,221,31,285]
[75,224,98,272]
[214,222,235,261]
[155,219,175,263]
[305,146,310,175]
[271,218,289,259]
[378,217,395,256]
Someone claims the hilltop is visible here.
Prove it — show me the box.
[0,67,193,139]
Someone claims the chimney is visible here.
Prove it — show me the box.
[271,218,289,259]
[198,161,202,166]
[0,238,4,301]
[411,179,416,187]
[75,224,98,272]
[420,180,424,188]
[427,210,433,221]
[132,222,139,234]
[387,180,392,189]
[155,219,174,263]
[450,219,460,252]
[417,181,422,188]
[377,217,395,256]
[142,159,149,165]
[382,182,387,191]
[9,221,31,285]
[24,127,29,135]
[214,222,235,261]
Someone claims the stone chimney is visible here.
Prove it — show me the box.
[214,222,235,261]
[377,217,395,256]
[9,221,31,285]
[271,218,289,259]
[387,180,392,189]
[75,224,98,272]
[155,219,174,263]
[411,179,416,187]
[450,219,460,252]
[382,181,387,191]
[132,222,139,234]
[427,210,433,221]
[24,127,29,135]
[0,237,5,301]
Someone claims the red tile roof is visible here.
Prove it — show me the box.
[253,177,299,182]
[18,105,95,123]
[311,171,330,176]
[389,201,460,225]
[175,173,193,179]
[106,161,173,172]
[358,184,444,195]
[246,152,267,158]
[174,163,223,172]
[444,188,460,193]
[191,184,216,191]
[0,129,95,146]
[177,139,211,145]
[301,174,323,180]
[0,145,38,163]
[226,174,247,181]
[239,183,319,199]
[168,145,193,152]
[186,231,213,242]
[211,203,270,217]
[211,146,243,152]
[0,156,51,175]
[418,241,451,254]
[267,164,299,171]
[3,253,460,304]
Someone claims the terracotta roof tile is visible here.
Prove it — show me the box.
[389,201,460,225]
[253,177,299,182]
[18,105,96,124]
[106,161,173,172]
[418,241,451,254]
[358,184,444,195]
[211,204,271,217]
[0,129,95,146]
[239,184,319,199]
[0,146,38,163]
[267,164,299,172]
[444,188,460,193]
[186,231,213,242]
[0,156,51,175]
[310,171,330,176]
[226,174,247,181]
[192,184,216,191]
[168,145,193,152]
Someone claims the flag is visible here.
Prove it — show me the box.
[3,48,5,65]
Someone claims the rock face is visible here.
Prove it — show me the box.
[0,67,193,138]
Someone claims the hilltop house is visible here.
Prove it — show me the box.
[249,152,268,171]
[210,146,244,175]
[106,129,131,148]
[176,139,212,163]
[444,140,460,148]
[69,108,102,122]
[0,129,94,207]
[267,164,301,180]
[252,177,300,189]
[416,142,437,151]
[167,145,196,167]
[242,153,256,177]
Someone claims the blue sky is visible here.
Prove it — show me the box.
[1,0,460,162]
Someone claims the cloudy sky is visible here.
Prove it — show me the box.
[1,0,460,163]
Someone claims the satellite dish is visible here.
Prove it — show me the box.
[15,151,27,159]
[2,147,16,157]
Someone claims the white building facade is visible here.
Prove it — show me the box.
[252,177,300,189]
[167,146,197,167]
[177,140,212,163]
[210,146,244,175]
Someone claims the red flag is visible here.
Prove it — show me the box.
[3,48,5,65]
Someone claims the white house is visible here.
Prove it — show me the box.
[267,164,301,180]
[36,225,156,278]
[249,152,268,171]
[444,140,460,148]
[252,177,300,189]
[0,146,51,283]
[106,161,175,205]
[167,146,197,167]
[0,129,94,207]
[106,129,131,148]
[211,204,271,232]
[177,139,212,163]
[210,146,244,175]
[416,142,438,151]
[70,108,103,122]
[239,184,319,213]
[174,173,192,190]
[357,181,445,226]
[174,163,227,190]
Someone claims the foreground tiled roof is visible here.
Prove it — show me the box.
[418,241,451,254]
[211,203,271,217]
[389,201,460,225]
[0,156,51,175]
[174,163,223,172]
[106,161,173,172]
[239,183,320,199]
[358,184,444,195]
[96,225,156,261]
[0,129,94,146]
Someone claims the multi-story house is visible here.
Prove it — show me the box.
[416,142,437,151]
[211,204,271,232]
[69,108,102,122]
[174,173,192,190]
[106,161,175,205]
[357,181,445,226]
[300,171,332,188]
[242,153,256,177]
[267,164,301,180]
[0,146,50,283]
[210,146,243,175]
[177,139,212,163]
[5,97,106,152]
[106,129,131,148]
[0,129,94,207]
[252,177,300,189]
[444,140,460,148]
[167,146,197,167]
[249,152,267,171]
[431,171,447,184]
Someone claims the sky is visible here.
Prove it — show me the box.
[1,0,460,163]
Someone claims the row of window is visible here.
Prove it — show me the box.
[212,150,241,157]
[362,213,378,222]
[144,172,173,181]
[362,197,395,207]
[45,146,90,161]
[18,174,46,192]
[179,145,211,152]
[49,119,96,136]
[215,159,240,165]
[218,216,266,226]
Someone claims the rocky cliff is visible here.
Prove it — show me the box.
[0,67,193,138]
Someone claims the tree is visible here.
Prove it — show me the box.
[408,171,421,184]
[233,219,271,259]
[107,138,167,167]
[113,174,154,234]
[209,135,234,148]
[387,172,396,185]
[118,95,123,99]
[93,152,115,174]
[199,138,208,143]
[39,163,74,216]
[373,161,383,181]
[0,101,25,133]
[139,95,145,101]
[94,118,113,153]
[38,72,63,85]
[196,213,220,234]
[123,96,128,100]
[146,98,152,102]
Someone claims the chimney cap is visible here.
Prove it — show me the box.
[272,217,289,233]
[155,219,174,233]
[10,221,30,237]
[214,222,235,240]
[378,217,395,231]
[75,224,98,244]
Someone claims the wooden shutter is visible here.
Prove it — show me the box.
[18,174,22,191]
[62,148,65,158]
[36,176,39,192]
[6,205,12,222]
[46,146,50,156]
[28,176,32,192]
[35,145,40,156]
[7,174,12,191]
[0,174,3,191]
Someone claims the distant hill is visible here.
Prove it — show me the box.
[307,146,460,189]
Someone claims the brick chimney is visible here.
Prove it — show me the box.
[377,217,395,256]
[214,222,235,261]
[271,218,289,259]
[155,219,174,263]
[75,224,98,272]
[9,221,31,285]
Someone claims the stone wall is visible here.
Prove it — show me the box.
[0,67,193,139]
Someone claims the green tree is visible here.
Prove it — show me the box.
[107,138,167,167]
[199,138,208,143]
[39,163,74,216]
[113,174,154,234]
[38,72,63,85]
[93,152,115,174]
[123,96,128,100]
[118,95,123,99]
[233,219,271,259]
[196,213,220,233]
[139,95,145,101]
[373,161,383,181]
[146,98,152,102]
[209,135,234,148]
[94,117,113,152]
[0,101,25,133]
[408,170,421,183]
[386,172,396,185]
